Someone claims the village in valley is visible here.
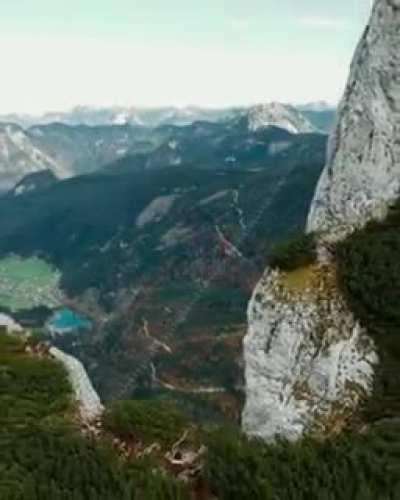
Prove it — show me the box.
[0,255,62,312]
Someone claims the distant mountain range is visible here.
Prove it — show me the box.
[0,122,145,190]
[0,102,335,130]
[0,106,237,129]
[0,103,335,191]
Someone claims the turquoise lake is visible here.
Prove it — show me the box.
[48,308,92,333]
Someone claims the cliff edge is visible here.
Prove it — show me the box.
[243,0,400,441]
[308,0,400,239]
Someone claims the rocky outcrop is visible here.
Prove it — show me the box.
[243,0,400,441]
[50,347,104,421]
[243,267,377,440]
[308,0,400,238]
[247,103,316,134]
[0,313,23,333]
[0,123,63,191]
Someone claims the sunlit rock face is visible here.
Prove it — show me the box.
[242,268,377,441]
[308,0,400,237]
[247,103,316,134]
[50,347,104,421]
[243,0,400,441]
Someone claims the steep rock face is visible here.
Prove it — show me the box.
[243,267,377,440]
[243,0,399,440]
[0,122,150,191]
[50,347,104,421]
[308,0,400,237]
[0,123,64,190]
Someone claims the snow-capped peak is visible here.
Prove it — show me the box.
[247,102,317,134]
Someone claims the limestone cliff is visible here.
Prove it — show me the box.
[243,265,377,440]
[50,347,104,422]
[243,0,400,441]
[308,0,400,238]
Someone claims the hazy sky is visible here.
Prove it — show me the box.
[1,0,372,114]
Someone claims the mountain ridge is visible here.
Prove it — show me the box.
[0,102,335,130]
[0,108,329,193]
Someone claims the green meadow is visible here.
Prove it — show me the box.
[0,256,61,311]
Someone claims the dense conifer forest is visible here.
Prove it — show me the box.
[205,426,400,499]
[0,333,187,500]
[2,328,400,499]
[336,199,400,423]
[269,232,317,271]
[2,198,400,500]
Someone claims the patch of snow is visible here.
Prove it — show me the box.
[248,102,316,134]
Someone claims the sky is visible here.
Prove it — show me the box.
[0,0,372,114]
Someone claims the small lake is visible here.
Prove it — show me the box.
[47,308,92,333]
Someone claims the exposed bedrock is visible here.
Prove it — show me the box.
[243,0,400,440]
[308,0,400,238]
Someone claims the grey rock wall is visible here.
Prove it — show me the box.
[308,0,400,237]
[243,0,400,441]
